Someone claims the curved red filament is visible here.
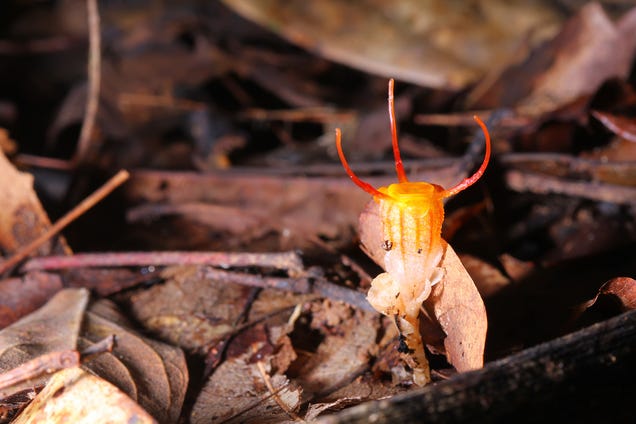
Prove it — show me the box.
[388,79,408,183]
[445,115,491,197]
[336,128,390,199]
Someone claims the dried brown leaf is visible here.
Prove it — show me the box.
[0,149,69,259]
[584,138,636,166]
[0,289,88,397]
[306,375,405,419]
[0,287,187,422]
[458,254,511,298]
[0,272,63,329]
[592,110,636,143]
[498,253,535,281]
[222,0,561,89]
[190,323,302,424]
[359,200,486,372]
[292,300,378,397]
[426,241,487,371]
[127,266,256,352]
[12,367,156,424]
[0,129,16,155]
[585,277,636,312]
[472,3,636,117]
[81,299,188,423]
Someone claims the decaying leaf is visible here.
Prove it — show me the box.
[292,300,378,396]
[0,149,69,260]
[81,299,188,424]
[0,289,88,398]
[127,265,260,352]
[222,0,562,89]
[0,129,16,155]
[471,3,636,117]
[12,367,155,424]
[583,277,636,312]
[0,288,188,422]
[592,110,636,143]
[498,253,535,282]
[426,241,487,372]
[458,254,511,298]
[359,200,487,374]
[190,323,302,424]
[0,272,63,329]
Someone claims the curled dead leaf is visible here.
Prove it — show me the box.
[0,149,69,260]
[584,277,636,312]
[592,110,636,143]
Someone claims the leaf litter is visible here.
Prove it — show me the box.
[0,1,636,422]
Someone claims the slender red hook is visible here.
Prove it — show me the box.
[335,128,390,199]
[444,115,491,197]
[388,79,408,183]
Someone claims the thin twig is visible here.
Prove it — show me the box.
[21,250,304,274]
[201,268,312,293]
[201,267,375,312]
[80,335,116,359]
[500,151,636,171]
[0,351,79,391]
[0,170,129,275]
[0,335,115,393]
[73,0,101,164]
[414,111,530,128]
[239,107,355,123]
[505,169,636,205]
[14,154,74,171]
[118,92,205,112]
[0,37,72,55]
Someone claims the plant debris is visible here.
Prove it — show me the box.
[0,1,635,422]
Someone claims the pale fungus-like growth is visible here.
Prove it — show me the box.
[336,79,490,385]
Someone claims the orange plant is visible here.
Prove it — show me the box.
[336,79,490,385]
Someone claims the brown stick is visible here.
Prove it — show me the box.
[414,111,530,128]
[0,37,73,55]
[22,250,304,274]
[80,334,116,359]
[73,0,101,164]
[0,335,115,393]
[505,169,636,205]
[0,170,129,275]
[201,267,375,312]
[0,351,79,391]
